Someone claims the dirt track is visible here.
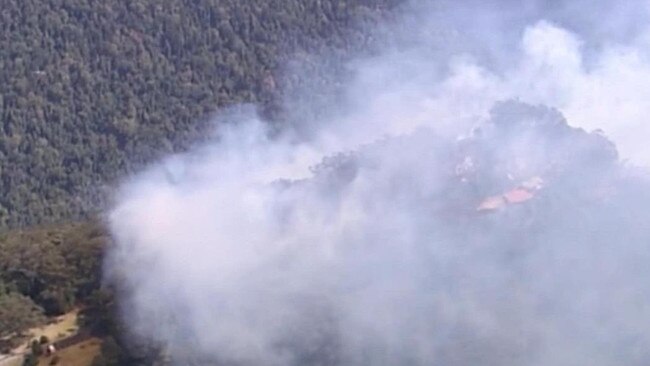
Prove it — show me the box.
[0,310,81,366]
[0,354,23,366]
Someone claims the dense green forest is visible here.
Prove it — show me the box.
[0,222,104,338]
[0,0,398,228]
[0,221,125,363]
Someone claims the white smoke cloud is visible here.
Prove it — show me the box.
[107,1,650,365]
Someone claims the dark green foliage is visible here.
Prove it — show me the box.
[30,339,43,356]
[0,0,398,229]
[22,353,38,366]
[0,221,107,316]
[0,221,147,365]
[78,288,123,340]
[0,285,45,338]
[92,337,124,366]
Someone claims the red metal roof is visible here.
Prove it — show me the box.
[504,188,535,204]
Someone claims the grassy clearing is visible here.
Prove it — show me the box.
[38,338,102,366]
[31,310,80,343]
[0,355,23,366]
[1,310,85,366]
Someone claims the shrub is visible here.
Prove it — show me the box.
[30,340,42,356]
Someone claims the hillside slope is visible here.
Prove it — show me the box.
[0,0,397,228]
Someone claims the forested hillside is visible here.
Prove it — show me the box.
[0,0,398,228]
[0,221,105,335]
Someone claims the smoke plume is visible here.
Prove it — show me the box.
[107,1,650,365]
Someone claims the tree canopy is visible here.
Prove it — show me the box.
[0,283,45,339]
[0,221,106,316]
[0,0,397,229]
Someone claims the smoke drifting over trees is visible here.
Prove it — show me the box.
[108,1,650,365]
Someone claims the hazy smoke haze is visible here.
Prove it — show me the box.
[107,1,650,365]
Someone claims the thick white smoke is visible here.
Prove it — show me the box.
[107,1,650,365]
